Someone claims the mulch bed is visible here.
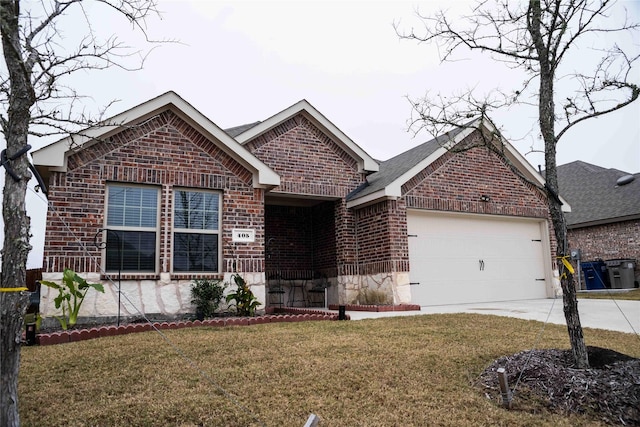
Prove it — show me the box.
[477,346,640,425]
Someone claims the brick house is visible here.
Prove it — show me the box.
[557,161,639,288]
[33,92,562,320]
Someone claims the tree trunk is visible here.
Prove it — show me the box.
[546,172,590,369]
[1,1,36,425]
[529,0,589,368]
[0,292,30,427]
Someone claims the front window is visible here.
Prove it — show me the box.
[173,189,221,272]
[105,184,159,272]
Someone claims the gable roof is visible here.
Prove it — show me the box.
[233,100,379,174]
[32,91,280,189]
[557,161,640,227]
[346,117,565,209]
[225,122,261,138]
[346,126,468,206]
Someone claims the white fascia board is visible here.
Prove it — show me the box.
[346,190,397,209]
[346,147,452,209]
[31,140,70,169]
[235,100,379,174]
[395,126,479,191]
[31,91,280,188]
[33,92,180,168]
[481,118,571,212]
[346,125,478,209]
[166,95,280,188]
[389,125,477,195]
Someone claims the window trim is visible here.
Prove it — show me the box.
[102,183,161,275]
[171,188,222,274]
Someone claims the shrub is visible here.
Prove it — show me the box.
[190,278,227,319]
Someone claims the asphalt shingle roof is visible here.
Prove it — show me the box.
[557,161,640,227]
[347,127,466,201]
[224,121,261,138]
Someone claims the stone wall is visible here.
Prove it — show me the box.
[39,272,266,321]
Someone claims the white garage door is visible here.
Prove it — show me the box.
[407,210,550,306]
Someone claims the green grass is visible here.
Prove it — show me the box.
[19,314,640,426]
[577,288,640,300]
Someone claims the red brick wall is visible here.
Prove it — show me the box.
[568,219,640,276]
[244,114,365,198]
[313,201,337,272]
[264,201,337,278]
[43,110,264,277]
[334,199,359,277]
[265,205,313,275]
[355,199,410,275]
[244,114,365,278]
[402,133,557,256]
[403,136,549,219]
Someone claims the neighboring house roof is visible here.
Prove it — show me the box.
[32,91,280,189]
[346,117,565,210]
[557,161,640,228]
[233,99,379,174]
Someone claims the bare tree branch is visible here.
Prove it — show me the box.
[397,0,639,369]
[0,0,169,138]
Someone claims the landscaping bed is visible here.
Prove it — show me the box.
[35,308,343,346]
[478,346,640,425]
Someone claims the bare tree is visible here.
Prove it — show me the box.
[397,0,639,368]
[0,1,159,424]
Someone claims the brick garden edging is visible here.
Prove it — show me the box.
[36,311,343,346]
[327,304,421,312]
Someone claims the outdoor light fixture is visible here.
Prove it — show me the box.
[480,194,491,202]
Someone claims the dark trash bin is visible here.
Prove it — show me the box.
[605,259,637,289]
[580,260,609,290]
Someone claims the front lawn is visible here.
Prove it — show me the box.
[19,314,639,426]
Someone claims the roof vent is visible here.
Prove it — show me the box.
[616,174,635,186]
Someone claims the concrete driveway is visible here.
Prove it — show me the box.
[345,297,640,334]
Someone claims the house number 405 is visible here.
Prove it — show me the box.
[232,229,255,243]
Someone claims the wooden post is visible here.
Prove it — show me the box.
[496,367,512,408]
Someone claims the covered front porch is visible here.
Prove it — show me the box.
[264,195,339,308]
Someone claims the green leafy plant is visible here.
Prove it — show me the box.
[225,274,261,317]
[190,278,227,319]
[40,269,105,330]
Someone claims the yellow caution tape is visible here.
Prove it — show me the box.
[560,257,575,274]
[0,287,29,292]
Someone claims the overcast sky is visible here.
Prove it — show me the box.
[2,0,639,268]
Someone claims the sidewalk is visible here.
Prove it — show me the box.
[342,298,640,334]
